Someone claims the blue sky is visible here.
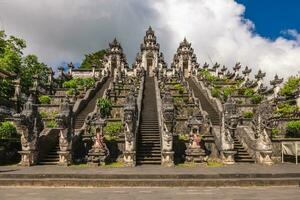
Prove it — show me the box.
[236,0,300,40]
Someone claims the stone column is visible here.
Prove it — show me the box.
[56,97,73,166]
[13,94,43,166]
[123,87,137,166]
[161,90,175,167]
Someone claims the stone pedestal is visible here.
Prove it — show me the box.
[221,150,236,164]
[18,150,38,166]
[58,151,72,166]
[162,151,174,167]
[256,150,273,165]
[185,147,206,163]
[87,148,108,166]
[123,151,136,167]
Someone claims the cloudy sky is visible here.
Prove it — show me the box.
[0,0,300,80]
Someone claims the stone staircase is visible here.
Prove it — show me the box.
[74,77,112,130]
[38,143,59,165]
[136,76,161,165]
[233,136,255,163]
[187,78,220,125]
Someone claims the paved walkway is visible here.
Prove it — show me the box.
[0,163,300,175]
[1,186,299,200]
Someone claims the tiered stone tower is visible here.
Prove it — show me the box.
[102,38,128,77]
[139,26,161,77]
[172,38,199,78]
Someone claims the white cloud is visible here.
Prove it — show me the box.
[0,0,300,82]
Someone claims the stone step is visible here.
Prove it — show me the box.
[38,162,59,165]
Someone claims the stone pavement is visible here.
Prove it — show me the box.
[0,163,300,175]
[0,186,300,200]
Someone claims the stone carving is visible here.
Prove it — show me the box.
[55,96,73,166]
[219,97,240,164]
[252,102,274,165]
[123,86,137,166]
[87,110,110,166]
[185,112,208,163]
[13,94,43,166]
[161,89,175,166]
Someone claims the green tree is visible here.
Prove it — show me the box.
[80,49,106,69]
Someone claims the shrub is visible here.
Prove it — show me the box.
[199,69,217,83]
[63,79,77,89]
[244,88,255,97]
[0,121,18,139]
[279,76,300,97]
[271,128,280,138]
[46,120,58,128]
[286,120,300,138]
[178,133,189,141]
[250,95,263,104]
[39,111,48,119]
[243,112,253,119]
[222,86,236,101]
[174,83,185,94]
[38,95,51,104]
[275,103,298,116]
[211,88,220,98]
[97,98,112,118]
[82,77,95,89]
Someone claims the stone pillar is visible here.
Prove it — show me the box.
[161,90,175,167]
[56,97,73,166]
[13,94,43,166]
[123,87,137,166]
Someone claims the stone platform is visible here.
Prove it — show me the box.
[0,164,300,187]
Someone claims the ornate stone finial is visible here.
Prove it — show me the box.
[255,70,266,80]
[242,66,252,75]
[221,65,227,72]
[270,74,283,86]
[203,62,209,69]
[213,62,220,69]
[233,62,241,71]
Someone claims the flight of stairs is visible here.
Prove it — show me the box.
[38,143,59,165]
[74,77,112,129]
[136,76,161,165]
[233,136,255,163]
[187,78,220,125]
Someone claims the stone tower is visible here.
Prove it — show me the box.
[102,38,128,77]
[172,38,199,78]
[140,26,160,77]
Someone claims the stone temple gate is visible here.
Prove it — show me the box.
[5,26,298,168]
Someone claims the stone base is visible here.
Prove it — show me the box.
[58,151,72,166]
[123,151,136,167]
[87,149,108,166]
[185,147,206,163]
[18,150,38,166]
[162,151,174,167]
[256,151,273,165]
[221,150,236,165]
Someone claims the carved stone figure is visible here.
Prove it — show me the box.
[123,87,137,166]
[55,96,73,166]
[13,94,43,166]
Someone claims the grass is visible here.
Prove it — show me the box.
[102,162,125,168]
[175,162,199,168]
[206,160,223,167]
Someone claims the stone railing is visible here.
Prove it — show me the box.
[72,76,108,117]
[123,75,145,166]
[191,75,223,113]
[236,125,273,165]
[155,77,175,167]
